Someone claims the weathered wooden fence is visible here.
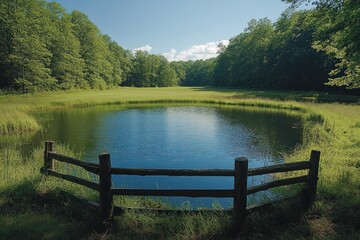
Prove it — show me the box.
[41,141,320,233]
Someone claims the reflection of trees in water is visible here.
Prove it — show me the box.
[214,107,303,161]
[25,105,303,164]
[31,105,169,159]
[32,108,106,156]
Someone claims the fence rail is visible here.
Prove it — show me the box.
[48,152,100,174]
[41,141,320,234]
[247,161,310,176]
[46,168,100,191]
[111,167,234,176]
[247,175,308,194]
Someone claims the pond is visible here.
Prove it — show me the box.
[32,105,303,208]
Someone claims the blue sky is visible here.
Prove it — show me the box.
[50,0,307,61]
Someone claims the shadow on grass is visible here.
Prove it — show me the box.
[2,178,359,239]
[111,210,235,240]
[241,180,358,240]
[0,179,98,240]
[192,87,360,103]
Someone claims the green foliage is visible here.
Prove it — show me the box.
[283,0,360,89]
[179,2,359,91]
[214,18,275,88]
[47,2,87,90]
[312,0,360,89]
[0,0,182,91]
[1,0,359,92]
[5,0,57,93]
[70,10,111,89]
[125,51,179,87]
[181,59,216,86]
[0,0,135,92]
[103,35,132,87]
[212,13,337,91]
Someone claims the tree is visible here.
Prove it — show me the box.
[268,10,334,90]
[0,0,13,89]
[3,0,56,93]
[182,59,215,86]
[213,13,336,91]
[103,35,133,87]
[213,18,274,88]
[156,55,179,87]
[170,61,187,85]
[47,2,87,89]
[283,0,360,89]
[0,0,135,92]
[125,51,178,87]
[71,10,112,89]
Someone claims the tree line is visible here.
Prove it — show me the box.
[0,0,179,93]
[173,0,359,91]
[0,0,358,93]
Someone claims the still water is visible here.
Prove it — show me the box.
[33,105,303,208]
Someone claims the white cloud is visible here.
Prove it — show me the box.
[162,40,229,62]
[162,48,177,61]
[133,44,152,53]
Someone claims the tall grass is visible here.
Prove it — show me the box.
[0,108,40,135]
[0,140,93,239]
[281,103,360,238]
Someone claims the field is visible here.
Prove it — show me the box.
[1,87,360,239]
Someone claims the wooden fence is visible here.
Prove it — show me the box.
[41,141,320,233]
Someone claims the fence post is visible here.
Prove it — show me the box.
[44,141,54,171]
[233,157,248,233]
[306,150,320,205]
[99,153,113,229]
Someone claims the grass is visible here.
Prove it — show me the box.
[1,87,360,239]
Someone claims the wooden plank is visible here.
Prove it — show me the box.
[111,188,234,198]
[48,152,99,175]
[247,161,310,176]
[247,175,308,195]
[233,157,248,233]
[110,161,309,177]
[306,150,320,204]
[111,167,234,176]
[47,169,99,191]
[99,153,113,226]
[44,141,54,171]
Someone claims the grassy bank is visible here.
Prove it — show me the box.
[1,87,360,239]
[0,87,306,135]
[1,87,359,135]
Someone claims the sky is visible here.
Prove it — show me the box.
[49,0,306,61]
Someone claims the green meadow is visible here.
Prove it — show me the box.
[1,87,360,239]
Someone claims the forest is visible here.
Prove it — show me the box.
[0,0,359,93]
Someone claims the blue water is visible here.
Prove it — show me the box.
[34,105,303,208]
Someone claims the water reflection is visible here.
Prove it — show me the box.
[28,105,303,207]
